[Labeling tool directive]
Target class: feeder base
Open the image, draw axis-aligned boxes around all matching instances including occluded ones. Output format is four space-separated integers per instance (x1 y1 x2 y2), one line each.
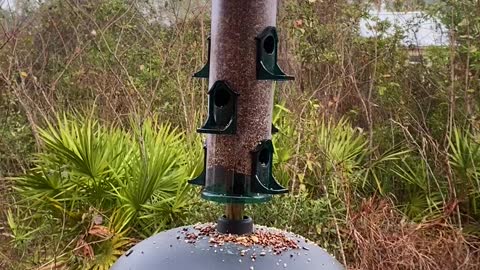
216 215 253 235
111 224 344 270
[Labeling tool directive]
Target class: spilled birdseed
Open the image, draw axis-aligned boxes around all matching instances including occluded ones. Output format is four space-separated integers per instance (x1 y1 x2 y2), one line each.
177 224 299 255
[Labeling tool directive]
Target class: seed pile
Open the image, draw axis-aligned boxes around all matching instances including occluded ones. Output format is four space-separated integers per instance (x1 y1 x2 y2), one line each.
179 224 300 255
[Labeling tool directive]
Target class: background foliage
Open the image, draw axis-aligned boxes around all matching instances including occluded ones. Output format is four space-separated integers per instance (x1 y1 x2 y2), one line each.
1 0 480 269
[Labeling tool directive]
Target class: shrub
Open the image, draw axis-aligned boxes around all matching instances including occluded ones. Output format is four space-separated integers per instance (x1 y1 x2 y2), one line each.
12 114 199 269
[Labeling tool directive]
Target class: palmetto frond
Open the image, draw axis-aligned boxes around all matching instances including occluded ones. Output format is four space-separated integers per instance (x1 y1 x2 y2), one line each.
14 114 196 268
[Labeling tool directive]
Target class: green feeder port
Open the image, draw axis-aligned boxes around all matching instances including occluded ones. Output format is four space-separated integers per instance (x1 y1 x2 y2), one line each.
193 37 210 79
189 139 287 204
256 26 294 81
251 140 287 194
197 80 238 134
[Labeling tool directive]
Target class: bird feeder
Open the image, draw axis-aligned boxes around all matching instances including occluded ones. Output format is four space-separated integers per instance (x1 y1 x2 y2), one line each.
111 0 344 269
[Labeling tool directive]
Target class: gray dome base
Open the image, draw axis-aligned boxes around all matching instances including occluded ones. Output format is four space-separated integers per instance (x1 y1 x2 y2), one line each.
111 224 344 270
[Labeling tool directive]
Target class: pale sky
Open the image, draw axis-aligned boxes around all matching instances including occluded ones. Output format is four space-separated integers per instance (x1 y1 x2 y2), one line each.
0 0 15 10
359 10 449 47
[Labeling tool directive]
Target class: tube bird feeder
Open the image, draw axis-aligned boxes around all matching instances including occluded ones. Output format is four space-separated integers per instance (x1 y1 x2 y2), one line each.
190 0 293 229
111 1 344 269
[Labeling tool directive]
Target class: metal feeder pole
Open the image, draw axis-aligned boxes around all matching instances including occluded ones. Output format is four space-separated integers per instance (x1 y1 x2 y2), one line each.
225 203 244 221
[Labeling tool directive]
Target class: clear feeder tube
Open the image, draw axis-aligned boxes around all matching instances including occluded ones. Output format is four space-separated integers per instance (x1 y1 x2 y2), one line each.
202 0 278 204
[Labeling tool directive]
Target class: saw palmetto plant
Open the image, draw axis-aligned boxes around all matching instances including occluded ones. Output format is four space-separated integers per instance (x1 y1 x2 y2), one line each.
13 114 198 269
449 128 480 219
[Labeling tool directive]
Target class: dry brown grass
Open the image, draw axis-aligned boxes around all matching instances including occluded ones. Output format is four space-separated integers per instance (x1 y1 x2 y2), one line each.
346 198 480 270
0 177 14 269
